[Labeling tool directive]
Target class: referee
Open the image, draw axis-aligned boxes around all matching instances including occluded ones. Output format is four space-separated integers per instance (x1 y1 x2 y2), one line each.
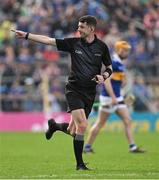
12 15 112 170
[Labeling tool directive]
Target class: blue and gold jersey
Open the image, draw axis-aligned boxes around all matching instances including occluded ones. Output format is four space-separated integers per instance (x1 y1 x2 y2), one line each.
101 53 126 97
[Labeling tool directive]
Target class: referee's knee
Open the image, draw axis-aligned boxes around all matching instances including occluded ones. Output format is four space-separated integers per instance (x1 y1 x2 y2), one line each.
77 121 88 134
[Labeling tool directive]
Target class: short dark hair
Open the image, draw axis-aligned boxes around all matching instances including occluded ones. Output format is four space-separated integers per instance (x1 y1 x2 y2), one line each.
79 15 97 27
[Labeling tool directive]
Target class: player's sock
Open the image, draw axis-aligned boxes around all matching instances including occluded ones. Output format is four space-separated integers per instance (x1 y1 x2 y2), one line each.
83 144 94 153
84 144 91 149
129 144 137 151
83 144 91 151
73 134 85 166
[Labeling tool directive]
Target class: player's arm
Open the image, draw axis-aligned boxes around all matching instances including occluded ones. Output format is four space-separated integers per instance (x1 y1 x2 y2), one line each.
104 78 118 105
11 29 56 46
121 75 127 87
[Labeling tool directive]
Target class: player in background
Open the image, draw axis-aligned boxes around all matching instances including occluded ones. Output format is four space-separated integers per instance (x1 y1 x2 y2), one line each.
84 41 145 153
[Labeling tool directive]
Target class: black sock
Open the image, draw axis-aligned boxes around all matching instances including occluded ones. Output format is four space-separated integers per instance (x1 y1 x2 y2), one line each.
55 123 69 134
73 134 84 166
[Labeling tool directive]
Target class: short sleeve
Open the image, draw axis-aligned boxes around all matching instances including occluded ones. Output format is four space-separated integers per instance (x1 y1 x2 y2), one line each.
112 61 119 71
56 38 75 52
102 44 112 66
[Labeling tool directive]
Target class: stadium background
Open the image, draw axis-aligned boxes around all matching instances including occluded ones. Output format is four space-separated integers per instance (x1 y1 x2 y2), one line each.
0 0 159 179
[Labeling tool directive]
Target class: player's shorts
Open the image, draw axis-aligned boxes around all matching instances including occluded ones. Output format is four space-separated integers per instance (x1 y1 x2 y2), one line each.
99 95 127 113
65 83 96 119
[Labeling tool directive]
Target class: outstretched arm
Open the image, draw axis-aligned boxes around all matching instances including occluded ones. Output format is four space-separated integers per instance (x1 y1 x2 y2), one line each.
11 29 56 46
104 77 118 105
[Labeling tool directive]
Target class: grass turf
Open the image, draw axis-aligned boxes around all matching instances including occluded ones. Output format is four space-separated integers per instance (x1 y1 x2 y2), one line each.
0 131 158 179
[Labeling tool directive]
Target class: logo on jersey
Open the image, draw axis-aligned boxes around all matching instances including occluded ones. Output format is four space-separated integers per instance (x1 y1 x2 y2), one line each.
94 53 102 57
75 50 82 54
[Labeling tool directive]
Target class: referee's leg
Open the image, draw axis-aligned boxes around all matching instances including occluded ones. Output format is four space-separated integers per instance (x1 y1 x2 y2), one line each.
71 109 90 170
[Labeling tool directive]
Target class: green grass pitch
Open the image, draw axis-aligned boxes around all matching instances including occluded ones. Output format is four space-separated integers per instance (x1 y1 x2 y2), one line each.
0 131 158 179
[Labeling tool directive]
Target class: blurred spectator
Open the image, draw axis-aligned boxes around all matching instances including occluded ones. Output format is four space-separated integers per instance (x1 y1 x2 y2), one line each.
17 62 34 86
103 21 122 52
48 94 62 113
42 46 59 61
112 0 131 31
0 61 15 94
143 5 159 30
0 61 16 111
9 81 25 111
50 79 64 98
125 22 141 54
133 41 151 62
145 29 159 58
132 76 153 112
17 47 34 63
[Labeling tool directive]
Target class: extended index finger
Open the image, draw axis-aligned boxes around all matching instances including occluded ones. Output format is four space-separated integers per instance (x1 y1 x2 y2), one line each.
11 29 16 32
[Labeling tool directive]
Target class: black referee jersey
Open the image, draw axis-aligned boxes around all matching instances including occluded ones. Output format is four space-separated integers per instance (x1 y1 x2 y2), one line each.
56 35 112 88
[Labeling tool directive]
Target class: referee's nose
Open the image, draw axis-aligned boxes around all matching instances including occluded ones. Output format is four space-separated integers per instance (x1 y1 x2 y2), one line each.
77 27 81 32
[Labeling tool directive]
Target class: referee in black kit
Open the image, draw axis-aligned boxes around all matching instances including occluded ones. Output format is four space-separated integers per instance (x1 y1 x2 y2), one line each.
11 15 112 170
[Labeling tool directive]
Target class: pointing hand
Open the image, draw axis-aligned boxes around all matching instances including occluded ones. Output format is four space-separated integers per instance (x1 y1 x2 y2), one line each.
11 29 27 39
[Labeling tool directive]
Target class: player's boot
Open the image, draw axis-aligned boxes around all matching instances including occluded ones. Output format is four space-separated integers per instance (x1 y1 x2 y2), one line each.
130 147 145 153
83 145 94 153
76 163 90 170
45 119 57 140
83 148 94 153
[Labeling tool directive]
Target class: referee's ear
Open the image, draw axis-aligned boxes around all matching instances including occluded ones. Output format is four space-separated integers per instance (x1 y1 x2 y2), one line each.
90 26 95 32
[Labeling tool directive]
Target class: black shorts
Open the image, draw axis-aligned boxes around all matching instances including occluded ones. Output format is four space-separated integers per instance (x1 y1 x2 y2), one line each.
65 83 96 119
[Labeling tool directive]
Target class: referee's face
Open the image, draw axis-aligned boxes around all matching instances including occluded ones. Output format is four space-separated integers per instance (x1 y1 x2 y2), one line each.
77 22 92 39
